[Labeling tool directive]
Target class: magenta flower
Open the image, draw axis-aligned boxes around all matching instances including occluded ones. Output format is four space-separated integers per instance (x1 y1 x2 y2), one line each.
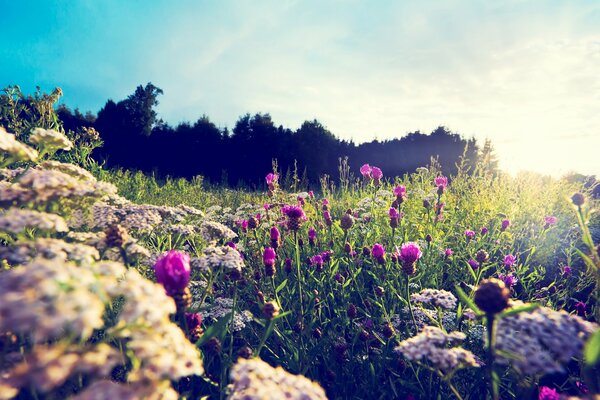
308 227 317 240
360 164 372 178
538 386 559 400
321 250 333 262
544 216 558 229
389 208 400 219
323 210 332 226
297 196 305 205
371 166 383 181
270 226 280 241
226 241 236 249
498 273 518 288
393 185 407 198
154 250 191 295
563 265 572 276
464 230 476 240
308 191 314 199
263 247 277 267
282 205 306 231
575 301 586 317
185 312 203 330
263 203 270 211
480 227 489 235
398 242 422 265
434 175 448 191
444 248 453 258
503 254 517 268
501 218 511 232
468 259 479 270
371 243 385 262
311 254 324 269
266 173 278 185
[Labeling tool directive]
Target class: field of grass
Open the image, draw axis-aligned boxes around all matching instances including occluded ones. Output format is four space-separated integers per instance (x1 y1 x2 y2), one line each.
1 122 599 400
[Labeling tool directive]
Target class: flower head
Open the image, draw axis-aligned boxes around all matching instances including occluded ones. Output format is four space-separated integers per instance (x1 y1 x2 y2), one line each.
270 226 280 241
468 259 479 270
308 227 317 241
371 243 386 259
501 219 511 231
399 242 422 265
154 250 191 295
544 216 557 228
538 387 559 400
360 164 372 178
444 248 453 258
371 166 383 181
265 173 278 185
434 176 448 193
464 230 476 240
498 273 518 288
480 226 489 235
393 185 407 198
263 247 276 267
503 254 517 268
563 265 572 276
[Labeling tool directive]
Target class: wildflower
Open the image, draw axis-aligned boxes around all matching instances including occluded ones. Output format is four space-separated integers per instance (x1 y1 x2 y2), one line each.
282 205 306 231
475 249 489 264
0 208 68 234
248 216 258 229
270 226 280 249
575 301 586 317
322 198 329 210
320 250 332 262
297 195 305 205
464 230 476 240
480 226 489 235
501 218 511 232
284 258 293 274
393 185 407 202
434 175 448 195
394 326 479 371
340 212 354 231
195 245 245 278
372 166 383 184
423 198 431 210
498 273 518 288
571 192 585 207
563 265 572 276
398 242 422 275
372 243 386 264
347 303 358 319
360 163 372 178
185 312 203 342
411 289 457 309
543 216 558 228
389 207 401 228
228 358 327 400
154 250 191 296
503 254 517 268
0 126 38 162
265 173 278 190
323 210 332 226
308 190 314 199
474 278 510 315
29 127 73 152
538 387 559 400
444 248 453 259
576 381 589 395
311 254 324 272
263 247 277 277
468 259 479 270
200 220 237 243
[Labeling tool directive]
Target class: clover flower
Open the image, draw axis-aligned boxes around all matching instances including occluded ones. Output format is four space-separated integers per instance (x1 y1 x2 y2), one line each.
538 386 559 400
263 247 277 276
468 259 479 270
154 250 191 296
501 218 511 231
464 230 476 240
393 185 407 201
394 326 479 372
282 205 306 231
434 175 448 195
503 254 517 268
497 273 518 288
228 358 327 400
398 242 422 275
372 166 383 184
360 164 372 178
372 243 386 264
543 216 558 229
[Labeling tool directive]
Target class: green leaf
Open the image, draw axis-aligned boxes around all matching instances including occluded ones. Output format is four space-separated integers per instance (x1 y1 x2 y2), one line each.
498 303 539 318
276 279 288 293
575 249 598 272
466 262 477 281
454 285 482 315
584 329 600 366
196 312 231 346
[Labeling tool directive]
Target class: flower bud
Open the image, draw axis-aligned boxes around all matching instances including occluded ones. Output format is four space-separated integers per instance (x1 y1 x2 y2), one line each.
474 278 510 315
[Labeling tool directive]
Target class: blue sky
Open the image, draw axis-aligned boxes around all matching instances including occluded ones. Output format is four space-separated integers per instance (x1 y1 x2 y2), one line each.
2 0 599 176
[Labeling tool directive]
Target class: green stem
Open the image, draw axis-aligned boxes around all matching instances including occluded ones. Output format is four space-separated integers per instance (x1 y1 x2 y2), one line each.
406 274 418 333
228 284 237 361
255 319 275 357
486 314 499 400
294 232 304 318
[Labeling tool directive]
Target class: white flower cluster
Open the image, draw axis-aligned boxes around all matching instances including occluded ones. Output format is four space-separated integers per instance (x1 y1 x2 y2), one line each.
197 297 253 332
39 160 96 181
393 307 457 332
411 289 457 309
201 220 237 243
92 203 163 232
228 358 328 400
394 326 480 371
193 245 245 275
0 127 38 162
0 238 100 265
495 301 598 376
29 127 73 151
0 208 68 234
71 380 179 400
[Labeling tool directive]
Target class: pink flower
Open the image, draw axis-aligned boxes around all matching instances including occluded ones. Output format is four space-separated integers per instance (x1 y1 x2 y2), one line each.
185 312 202 330
444 248 453 258
464 230 476 240
434 175 448 190
265 173 278 185
575 301 586 316
389 208 400 219
398 242 422 265
538 386 559 400
154 250 191 295
372 243 386 260
371 166 383 180
503 254 517 268
563 265 572 276
501 218 511 231
263 247 277 267
270 226 280 241
393 185 407 197
308 191 314 199
263 203 270 211
480 227 489 235
282 205 306 219
498 273 518 287
360 164 372 178
544 216 558 228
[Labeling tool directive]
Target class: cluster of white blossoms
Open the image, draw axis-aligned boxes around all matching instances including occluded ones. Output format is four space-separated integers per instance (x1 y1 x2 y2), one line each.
0 257 203 398
29 127 73 152
0 238 100 265
193 245 245 275
0 208 68 234
200 220 237 243
39 160 96 181
0 127 38 162
195 297 254 332
228 358 328 400
495 301 597 376
394 326 479 372
411 289 457 310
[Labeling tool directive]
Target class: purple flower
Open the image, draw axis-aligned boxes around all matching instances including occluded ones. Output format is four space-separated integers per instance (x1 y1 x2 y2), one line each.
308 191 314 199
263 203 270 211
434 175 448 191
464 230 476 240
321 250 332 262
154 250 191 295
297 196 305 205
393 185 407 198
563 265 572 276
185 312 202 330
389 207 400 219
311 254 324 268
444 248 453 258
226 241 236 249
372 166 383 181
501 219 511 232
503 254 517 268
282 205 306 219
538 386 559 400
576 381 589 395
360 164 372 178
308 227 317 246
480 227 489 235
270 226 280 241
263 247 277 267
468 259 479 270
372 243 386 260
498 273 518 288
266 173 278 185
398 242 422 265
544 215 558 228
575 301 586 316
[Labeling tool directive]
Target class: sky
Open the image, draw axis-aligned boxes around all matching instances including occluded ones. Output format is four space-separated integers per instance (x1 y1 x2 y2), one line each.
1 0 599 176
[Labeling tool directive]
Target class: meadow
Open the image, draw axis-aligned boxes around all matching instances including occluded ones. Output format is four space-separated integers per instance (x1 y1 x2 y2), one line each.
0 100 599 400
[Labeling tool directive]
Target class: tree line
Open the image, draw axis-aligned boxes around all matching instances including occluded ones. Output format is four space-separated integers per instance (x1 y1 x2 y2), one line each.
23 83 484 187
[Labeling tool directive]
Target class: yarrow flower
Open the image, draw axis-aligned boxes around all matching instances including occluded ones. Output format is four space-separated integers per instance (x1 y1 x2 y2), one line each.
29 127 73 153
503 254 517 268
398 242 422 275
411 289 457 309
